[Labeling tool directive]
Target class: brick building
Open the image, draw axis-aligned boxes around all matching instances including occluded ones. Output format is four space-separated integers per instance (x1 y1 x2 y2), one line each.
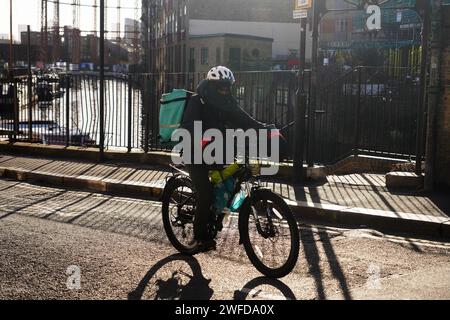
188 33 273 72
0 43 39 66
141 0 307 73
320 0 422 67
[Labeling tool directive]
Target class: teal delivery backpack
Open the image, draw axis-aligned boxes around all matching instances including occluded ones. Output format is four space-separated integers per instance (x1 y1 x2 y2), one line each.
159 89 192 144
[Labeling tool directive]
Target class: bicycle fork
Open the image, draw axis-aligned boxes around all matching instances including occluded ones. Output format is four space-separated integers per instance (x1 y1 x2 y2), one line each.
238 181 275 245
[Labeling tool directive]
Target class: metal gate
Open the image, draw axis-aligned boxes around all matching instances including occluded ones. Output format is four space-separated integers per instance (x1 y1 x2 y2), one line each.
307 66 421 165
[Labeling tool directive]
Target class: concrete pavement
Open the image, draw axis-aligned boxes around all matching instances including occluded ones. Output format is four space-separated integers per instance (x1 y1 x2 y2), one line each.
0 153 449 240
0 179 449 300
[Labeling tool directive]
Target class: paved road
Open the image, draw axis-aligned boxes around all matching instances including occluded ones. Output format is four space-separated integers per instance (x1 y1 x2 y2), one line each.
0 179 449 300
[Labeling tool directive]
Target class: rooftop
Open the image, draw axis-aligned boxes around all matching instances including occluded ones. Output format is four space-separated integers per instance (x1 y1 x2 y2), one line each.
189 33 274 42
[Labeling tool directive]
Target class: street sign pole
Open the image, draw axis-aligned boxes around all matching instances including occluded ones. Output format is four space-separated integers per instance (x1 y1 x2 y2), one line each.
293 0 311 181
307 0 321 167
311 0 320 76
294 17 308 183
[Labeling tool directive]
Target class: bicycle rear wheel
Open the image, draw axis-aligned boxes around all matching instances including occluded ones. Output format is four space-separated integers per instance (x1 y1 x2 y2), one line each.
239 189 300 278
162 176 198 254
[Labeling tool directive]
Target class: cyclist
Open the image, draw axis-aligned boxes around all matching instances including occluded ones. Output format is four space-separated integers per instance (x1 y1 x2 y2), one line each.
181 66 275 252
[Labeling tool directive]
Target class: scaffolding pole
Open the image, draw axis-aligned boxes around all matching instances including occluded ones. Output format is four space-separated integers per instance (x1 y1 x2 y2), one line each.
53 0 61 62
41 0 48 65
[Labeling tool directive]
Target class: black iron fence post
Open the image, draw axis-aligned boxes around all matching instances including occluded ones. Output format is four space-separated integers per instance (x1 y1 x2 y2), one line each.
27 25 33 142
65 76 70 147
13 80 18 142
27 75 32 141
354 67 363 156
99 0 105 160
143 76 150 153
127 75 132 152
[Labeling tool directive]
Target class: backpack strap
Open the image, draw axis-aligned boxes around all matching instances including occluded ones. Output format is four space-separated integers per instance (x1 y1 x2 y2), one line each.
184 91 193 107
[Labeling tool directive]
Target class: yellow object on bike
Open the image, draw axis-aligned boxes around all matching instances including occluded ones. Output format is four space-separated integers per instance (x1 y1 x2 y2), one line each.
209 163 240 185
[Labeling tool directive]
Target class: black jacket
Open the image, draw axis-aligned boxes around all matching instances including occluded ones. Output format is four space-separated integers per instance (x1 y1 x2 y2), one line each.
180 82 269 165
182 94 267 135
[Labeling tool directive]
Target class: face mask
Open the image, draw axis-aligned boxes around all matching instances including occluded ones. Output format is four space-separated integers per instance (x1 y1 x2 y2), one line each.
199 81 235 109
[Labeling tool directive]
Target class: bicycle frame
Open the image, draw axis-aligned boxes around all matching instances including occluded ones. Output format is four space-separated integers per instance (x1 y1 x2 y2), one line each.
166 162 271 239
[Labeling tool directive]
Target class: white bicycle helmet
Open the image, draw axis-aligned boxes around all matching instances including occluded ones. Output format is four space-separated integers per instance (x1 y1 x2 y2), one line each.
207 66 236 85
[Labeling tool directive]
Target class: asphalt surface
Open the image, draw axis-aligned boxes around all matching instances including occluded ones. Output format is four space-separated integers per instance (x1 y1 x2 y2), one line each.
0 178 449 300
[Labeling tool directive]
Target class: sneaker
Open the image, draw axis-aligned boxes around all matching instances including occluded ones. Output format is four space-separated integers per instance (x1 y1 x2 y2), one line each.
189 239 217 253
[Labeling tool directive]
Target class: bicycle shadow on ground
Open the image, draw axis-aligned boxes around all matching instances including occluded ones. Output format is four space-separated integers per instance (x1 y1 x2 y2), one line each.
128 254 214 300
234 277 297 300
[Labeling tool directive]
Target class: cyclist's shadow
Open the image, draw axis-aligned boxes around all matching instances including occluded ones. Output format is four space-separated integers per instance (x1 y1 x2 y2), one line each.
128 254 214 300
234 277 297 300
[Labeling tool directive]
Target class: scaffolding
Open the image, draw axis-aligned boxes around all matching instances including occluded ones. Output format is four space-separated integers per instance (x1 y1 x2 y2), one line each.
93 0 98 36
40 0 48 65
70 0 81 64
132 0 140 65
39 0 140 66
52 0 61 62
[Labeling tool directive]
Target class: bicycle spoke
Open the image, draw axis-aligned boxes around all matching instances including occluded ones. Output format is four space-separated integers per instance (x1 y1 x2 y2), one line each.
254 245 264 260
166 183 196 247
248 201 294 270
271 207 284 220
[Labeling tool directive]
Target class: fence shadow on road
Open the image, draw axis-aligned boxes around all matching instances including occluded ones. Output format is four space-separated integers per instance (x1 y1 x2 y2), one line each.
128 254 214 300
245 181 353 300
292 184 353 300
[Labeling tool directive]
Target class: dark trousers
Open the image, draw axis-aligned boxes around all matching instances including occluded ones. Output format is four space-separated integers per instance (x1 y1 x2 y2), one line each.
186 164 214 241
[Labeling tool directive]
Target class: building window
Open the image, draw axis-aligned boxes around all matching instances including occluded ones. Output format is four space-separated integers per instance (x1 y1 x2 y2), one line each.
216 47 221 65
336 19 348 32
276 89 289 105
189 47 195 72
201 48 209 65
252 49 260 58
229 47 241 70
255 87 264 104
252 87 264 117
172 13 175 33
276 88 289 125
235 86 245 106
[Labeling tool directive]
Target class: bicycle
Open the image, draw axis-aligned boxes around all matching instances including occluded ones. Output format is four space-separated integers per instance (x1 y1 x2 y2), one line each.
161 147 300 279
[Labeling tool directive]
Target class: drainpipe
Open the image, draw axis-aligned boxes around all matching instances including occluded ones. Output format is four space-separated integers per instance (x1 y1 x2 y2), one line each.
424 0 443 191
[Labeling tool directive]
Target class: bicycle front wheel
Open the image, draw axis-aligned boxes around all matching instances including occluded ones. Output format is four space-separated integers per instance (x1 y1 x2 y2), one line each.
239 189 300 278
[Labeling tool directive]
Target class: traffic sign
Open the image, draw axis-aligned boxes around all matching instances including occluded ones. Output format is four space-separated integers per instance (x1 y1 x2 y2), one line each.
293 9 308 19
295 0 312 10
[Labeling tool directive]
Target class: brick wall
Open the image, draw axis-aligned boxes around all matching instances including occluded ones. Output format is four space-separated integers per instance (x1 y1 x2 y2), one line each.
436 7 450 186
